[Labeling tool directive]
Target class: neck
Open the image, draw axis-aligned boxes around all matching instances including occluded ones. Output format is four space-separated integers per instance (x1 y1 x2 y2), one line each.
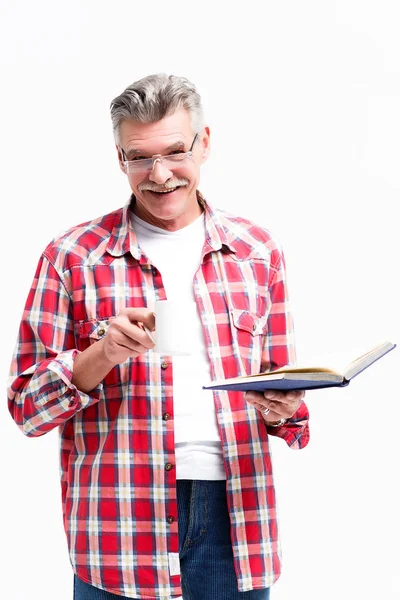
130 195 204 232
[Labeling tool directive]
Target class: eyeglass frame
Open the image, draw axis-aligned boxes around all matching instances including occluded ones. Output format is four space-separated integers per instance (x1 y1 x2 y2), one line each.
119 133 199 173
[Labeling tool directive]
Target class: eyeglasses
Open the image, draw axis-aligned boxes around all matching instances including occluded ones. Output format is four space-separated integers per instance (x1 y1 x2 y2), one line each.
120 133 198 174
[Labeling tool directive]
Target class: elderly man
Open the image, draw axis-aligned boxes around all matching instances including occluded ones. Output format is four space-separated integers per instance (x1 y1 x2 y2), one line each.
8 74 309 600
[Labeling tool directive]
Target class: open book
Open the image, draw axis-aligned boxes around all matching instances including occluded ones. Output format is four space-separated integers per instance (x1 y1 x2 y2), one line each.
203 341 396 392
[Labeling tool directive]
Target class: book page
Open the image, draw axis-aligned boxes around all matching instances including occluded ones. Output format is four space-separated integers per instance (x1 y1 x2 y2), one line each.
267 365 341 375
343 341 395 380
274 340 392 376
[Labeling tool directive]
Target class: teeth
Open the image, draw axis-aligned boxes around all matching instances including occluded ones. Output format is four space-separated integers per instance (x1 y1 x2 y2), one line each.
153 187 178 193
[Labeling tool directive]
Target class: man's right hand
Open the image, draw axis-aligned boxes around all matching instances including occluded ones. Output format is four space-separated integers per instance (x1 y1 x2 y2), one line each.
102 307 156 365
72 307 155 394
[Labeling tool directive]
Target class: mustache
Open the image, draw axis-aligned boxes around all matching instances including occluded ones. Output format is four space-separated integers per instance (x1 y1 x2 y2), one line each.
138 178 189 193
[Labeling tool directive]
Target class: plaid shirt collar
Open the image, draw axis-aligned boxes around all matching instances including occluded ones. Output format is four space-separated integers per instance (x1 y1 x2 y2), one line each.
106 190 237 260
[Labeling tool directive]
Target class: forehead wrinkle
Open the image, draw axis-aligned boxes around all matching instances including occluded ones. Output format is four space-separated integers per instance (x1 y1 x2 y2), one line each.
120 107 193 155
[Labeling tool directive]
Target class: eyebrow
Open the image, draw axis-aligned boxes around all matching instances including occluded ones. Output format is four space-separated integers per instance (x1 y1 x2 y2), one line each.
125 140 186 160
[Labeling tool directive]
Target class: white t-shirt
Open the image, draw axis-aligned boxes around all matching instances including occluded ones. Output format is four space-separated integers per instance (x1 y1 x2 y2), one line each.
131 212 226 480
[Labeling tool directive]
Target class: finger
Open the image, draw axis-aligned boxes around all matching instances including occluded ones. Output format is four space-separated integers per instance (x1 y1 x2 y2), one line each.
124 307 155 329
253 400 288 419
263 390 305 407
266 401 296 418
126 309 156 345
245 391 265 403
116 321 155 349
246 395 288 418
141 324 155 344
118 341 151 357
114 330 151 352
261 409 282 421
139 310 156 331
263 390 302 401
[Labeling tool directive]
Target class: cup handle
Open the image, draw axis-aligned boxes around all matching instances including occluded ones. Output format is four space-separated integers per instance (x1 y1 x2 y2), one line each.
143 325 156 344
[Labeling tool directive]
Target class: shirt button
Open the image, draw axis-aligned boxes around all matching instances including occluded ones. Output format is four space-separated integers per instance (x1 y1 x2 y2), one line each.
165 463 173 471
97 328 106 336
161 361 169 370
167 516 174 524
163 413 171 421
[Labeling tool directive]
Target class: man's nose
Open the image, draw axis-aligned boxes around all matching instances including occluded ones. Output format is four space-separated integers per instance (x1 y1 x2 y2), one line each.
148 158 173 184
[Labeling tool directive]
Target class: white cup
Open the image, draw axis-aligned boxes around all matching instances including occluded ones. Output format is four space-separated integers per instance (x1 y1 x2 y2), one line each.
145 300 196 356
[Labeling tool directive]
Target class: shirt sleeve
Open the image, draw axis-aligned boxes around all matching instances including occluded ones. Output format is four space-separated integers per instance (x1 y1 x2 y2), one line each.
261 248 310 449
7 253 104 437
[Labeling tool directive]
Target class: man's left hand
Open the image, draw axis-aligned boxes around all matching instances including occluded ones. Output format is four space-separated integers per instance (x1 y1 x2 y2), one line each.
245 390 305 424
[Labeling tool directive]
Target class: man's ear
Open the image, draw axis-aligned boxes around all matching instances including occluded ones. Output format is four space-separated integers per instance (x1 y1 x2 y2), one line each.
116 144 126 174
200 126 211 163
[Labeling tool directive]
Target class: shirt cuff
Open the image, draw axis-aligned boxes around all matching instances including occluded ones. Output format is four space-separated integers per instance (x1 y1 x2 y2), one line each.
267 420 310 449
34 349 103 411
266 400 310 449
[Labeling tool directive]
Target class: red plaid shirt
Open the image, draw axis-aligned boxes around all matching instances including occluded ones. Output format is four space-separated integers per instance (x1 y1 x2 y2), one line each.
8 192 309 598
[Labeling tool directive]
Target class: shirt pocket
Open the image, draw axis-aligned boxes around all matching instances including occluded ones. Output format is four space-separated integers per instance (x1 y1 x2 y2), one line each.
229 309 268 375
230 309 268 336
76 317 131 388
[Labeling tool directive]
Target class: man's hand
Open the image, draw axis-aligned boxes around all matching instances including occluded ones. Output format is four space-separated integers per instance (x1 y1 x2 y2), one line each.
72 308 155 394
102 307 155 365
245 389 305 424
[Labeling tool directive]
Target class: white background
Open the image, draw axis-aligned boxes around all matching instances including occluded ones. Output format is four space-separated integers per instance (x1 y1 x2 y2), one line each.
1 1 399 599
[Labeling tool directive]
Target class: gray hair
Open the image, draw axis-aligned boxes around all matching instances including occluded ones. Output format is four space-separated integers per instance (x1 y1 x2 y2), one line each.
110 74 204 143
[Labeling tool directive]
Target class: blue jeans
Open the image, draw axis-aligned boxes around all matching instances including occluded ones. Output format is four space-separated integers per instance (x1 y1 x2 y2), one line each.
74 480 270 600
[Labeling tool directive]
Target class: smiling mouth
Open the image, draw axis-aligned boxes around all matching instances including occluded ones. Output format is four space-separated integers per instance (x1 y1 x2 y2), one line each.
147 186 182 195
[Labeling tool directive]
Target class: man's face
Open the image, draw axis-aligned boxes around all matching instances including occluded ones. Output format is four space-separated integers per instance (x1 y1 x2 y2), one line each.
117 108 210 231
